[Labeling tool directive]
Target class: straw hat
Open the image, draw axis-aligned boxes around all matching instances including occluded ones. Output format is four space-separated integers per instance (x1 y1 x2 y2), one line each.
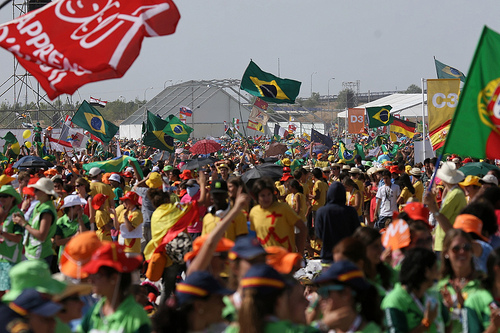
436 161 465 184
27 178 58 197
409 168 423 177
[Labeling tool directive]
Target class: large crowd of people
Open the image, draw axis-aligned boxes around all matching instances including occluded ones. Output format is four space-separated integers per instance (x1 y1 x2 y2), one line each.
1 134 500 333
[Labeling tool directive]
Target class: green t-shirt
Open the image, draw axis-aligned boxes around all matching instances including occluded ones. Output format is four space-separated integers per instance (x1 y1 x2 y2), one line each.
463 288 494 333
437 277 481 333
24 200 57 260
113 187 124 207
222 295 237 323
433 187 467 252
382 284 447 333
0 205 24 263
55 214 91 260
78 294 151 333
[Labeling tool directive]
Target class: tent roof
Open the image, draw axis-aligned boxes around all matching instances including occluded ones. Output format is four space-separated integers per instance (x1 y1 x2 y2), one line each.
337 93 427 118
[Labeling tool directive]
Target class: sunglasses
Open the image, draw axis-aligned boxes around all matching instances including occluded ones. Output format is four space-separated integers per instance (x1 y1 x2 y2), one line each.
317 284 346 298
62 294 81 302
0 194 11 199
451 243 472 254
213 252 228 260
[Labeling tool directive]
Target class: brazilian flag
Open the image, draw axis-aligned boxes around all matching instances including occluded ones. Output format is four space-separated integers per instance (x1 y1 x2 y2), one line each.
143 111 174 152
338 140 355 163
240 60 301 104
434 58 466 83
162 115 193 142
366 105 394 128
72 101 118 143
1 131 20 156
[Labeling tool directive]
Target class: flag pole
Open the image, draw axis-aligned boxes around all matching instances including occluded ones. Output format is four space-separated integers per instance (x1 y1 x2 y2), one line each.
421 78 427 162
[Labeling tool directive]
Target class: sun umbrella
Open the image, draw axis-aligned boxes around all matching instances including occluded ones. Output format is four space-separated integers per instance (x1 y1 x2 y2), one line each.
265 143 288 157
189 139 221 155
241 163 283 184
459 162 500 176
13 156 54 169
181 157 218 171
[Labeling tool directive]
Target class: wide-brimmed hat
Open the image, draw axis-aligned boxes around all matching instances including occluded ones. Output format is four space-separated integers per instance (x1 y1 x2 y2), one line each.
436 161 465 184
91 193 108 210
120 191 140 205
266 246 303 274
342 165 351 170
3 260 66 302
88 167 103 177
454 214 488 242
480 174 499 186
10 289 63 317
60 194 87 209
409 168 423 177
348 167 362 174
0 185 22 205
27 178 58 197
229 235 267 261
184 235 234 262
108 173 121 183
459 175 481 187
217 163 230 171
51 273 92 302
313 260 370 291
175 271 232 306
146 172 162 188
83 242 143 275
60 231 102 279
0 174 15 186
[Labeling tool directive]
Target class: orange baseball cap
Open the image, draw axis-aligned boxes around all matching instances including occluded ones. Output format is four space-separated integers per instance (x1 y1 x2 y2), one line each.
265 246 303 274
120 191 140 206
183 235 234 262
454 214 488 242
59 231 102 279
403 202 430 224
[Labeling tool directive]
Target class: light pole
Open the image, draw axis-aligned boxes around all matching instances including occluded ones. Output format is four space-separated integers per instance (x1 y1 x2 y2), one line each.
164 80 172 89
310 72 317 97
119 95 126 113
144 87 153 103
327 77 335 110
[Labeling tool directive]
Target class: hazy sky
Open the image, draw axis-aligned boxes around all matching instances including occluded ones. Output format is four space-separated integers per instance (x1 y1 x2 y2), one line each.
0 0 499 104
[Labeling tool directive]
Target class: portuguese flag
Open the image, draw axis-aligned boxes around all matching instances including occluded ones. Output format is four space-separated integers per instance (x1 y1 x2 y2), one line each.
444 26 500 159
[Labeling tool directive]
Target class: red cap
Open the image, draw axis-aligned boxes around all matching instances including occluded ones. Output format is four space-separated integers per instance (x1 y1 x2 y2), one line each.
119 191 140 205
83 242 142 274
389 165 402 174
184 235 234 262
22 177 40 197
280 173 293 182
91 194 108 210
122 171 133 178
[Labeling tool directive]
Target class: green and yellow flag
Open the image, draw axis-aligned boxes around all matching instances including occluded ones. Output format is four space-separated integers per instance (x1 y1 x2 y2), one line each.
444 26 500 159
162 115 193 142
72 101 118 143
338 140 355 163
366 105 393 128
240 60 301 104
143 111 174 152
434 58 466 83
1 132 19 156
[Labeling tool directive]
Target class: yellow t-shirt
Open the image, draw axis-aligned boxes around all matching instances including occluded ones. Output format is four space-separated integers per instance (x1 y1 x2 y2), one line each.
399 187 415 205
285 192 307 221
413 180 424 202
117 206 143 253
95 208 111 241
311 180 329 211
90 181 115 212
354 179 365 199
347 189 362 217
249 201 300 252
202 209 248 241
315 160 329 168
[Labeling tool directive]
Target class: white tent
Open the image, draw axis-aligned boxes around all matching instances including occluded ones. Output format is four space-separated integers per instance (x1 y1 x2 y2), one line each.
337 93 427 118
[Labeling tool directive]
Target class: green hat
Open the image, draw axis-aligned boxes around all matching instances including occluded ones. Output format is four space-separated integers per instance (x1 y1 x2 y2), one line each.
2 260 67 302
163 165 173 172
365 161 373 167
0 185 22 205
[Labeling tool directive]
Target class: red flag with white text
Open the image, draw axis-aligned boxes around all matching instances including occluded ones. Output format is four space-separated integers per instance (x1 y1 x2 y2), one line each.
0 0 180 99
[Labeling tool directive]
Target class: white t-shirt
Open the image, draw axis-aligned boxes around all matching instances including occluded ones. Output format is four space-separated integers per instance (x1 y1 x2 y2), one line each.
376 183 401 217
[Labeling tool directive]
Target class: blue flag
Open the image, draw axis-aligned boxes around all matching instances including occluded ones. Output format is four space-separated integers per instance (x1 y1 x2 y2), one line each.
311 129 333 148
